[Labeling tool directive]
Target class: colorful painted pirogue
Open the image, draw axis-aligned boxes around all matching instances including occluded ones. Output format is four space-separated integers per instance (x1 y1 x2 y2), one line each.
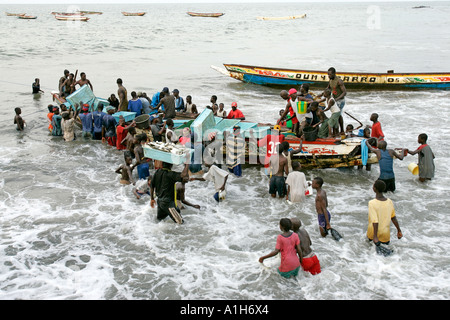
212 64 450 90
187 12 224 17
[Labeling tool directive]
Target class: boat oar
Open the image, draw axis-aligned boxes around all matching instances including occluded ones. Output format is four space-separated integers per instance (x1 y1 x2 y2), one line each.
344 111 363 129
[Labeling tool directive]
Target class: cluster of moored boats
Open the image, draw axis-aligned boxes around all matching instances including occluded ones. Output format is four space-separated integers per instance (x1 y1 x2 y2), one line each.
5 11 311 21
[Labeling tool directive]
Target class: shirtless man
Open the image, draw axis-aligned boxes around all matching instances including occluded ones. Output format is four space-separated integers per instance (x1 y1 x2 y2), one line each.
62 73 76 96
75 72 93 92
268 144 289 198
312 177 332 237
117 78 128 112
59 69 69 95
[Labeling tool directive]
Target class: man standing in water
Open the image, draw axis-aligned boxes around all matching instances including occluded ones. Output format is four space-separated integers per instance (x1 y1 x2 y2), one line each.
366 140 405 192
268 144 289 198
367 180 403 246
59 69 69 95
150 159 190 224
117 78 128 111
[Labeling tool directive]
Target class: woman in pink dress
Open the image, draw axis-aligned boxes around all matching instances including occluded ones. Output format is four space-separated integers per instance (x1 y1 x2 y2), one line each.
259 218 303 278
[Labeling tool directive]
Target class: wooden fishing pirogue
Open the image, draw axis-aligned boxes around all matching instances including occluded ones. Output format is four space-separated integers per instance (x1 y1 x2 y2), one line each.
18 15 37 19
212 64 450 90
186 12 224 17
5 12 26 16
149 109 378 170
121 12 146 16
54 15 90 21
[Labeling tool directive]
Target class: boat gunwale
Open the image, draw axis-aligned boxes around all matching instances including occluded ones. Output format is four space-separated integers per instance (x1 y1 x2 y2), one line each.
224 63 450 77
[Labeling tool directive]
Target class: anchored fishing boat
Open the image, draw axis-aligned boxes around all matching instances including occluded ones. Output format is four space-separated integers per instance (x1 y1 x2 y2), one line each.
78 11 103 15
121 12 146 16
187 12 224 17
51 12 85 16
55 15 90 21
5 12 25 16
18 15 37 19
211 64 450 90
256 14 306 20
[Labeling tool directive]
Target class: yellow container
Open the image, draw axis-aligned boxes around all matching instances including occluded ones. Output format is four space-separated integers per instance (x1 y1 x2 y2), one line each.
408 163 419 175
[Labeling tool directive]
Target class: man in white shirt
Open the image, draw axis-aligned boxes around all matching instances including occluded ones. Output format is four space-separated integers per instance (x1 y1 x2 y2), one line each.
190 164 229 202
285 161 308 203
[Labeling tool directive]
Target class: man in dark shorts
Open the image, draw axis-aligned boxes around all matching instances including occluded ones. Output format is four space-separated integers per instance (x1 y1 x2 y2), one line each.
268 144 289 198
150 160 190 224
365 139 405 192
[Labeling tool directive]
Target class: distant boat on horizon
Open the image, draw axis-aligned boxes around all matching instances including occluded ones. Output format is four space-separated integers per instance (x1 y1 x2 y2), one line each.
121 12 146 16
187 12 224 18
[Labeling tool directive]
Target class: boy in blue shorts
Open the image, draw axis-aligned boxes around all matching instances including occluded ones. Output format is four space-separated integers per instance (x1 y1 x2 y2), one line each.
312 177 332 237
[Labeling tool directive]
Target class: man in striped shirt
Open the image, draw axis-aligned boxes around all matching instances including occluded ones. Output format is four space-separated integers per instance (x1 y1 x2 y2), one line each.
225 125 245 177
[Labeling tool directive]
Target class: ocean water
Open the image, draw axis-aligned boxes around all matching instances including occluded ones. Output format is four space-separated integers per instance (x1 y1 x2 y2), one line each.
0 1 449 301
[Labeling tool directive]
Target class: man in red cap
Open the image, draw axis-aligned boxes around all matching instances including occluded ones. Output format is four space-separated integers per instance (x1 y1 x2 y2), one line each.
226 102 245 120
278 89 299 136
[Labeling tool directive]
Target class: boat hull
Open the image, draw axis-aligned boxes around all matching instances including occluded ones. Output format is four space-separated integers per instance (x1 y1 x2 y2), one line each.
122 12 146 16
55 15 90 21
220 64 450 90
187 12 224 17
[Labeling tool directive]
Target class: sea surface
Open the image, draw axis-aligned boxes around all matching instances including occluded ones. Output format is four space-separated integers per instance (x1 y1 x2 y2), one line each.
0 1 449 301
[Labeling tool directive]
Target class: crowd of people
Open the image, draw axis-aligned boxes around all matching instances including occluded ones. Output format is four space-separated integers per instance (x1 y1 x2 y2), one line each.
17 67 437 280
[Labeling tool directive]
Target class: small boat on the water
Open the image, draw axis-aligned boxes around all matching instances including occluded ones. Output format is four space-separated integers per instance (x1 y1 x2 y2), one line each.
121 12 146 16
212 64 450 90
17 15 37 19
55 15 90 21
78 11 103 15
256 14 306 20
187 12 224 17
51 12 85 16
18 15 37 19
5 12 25 16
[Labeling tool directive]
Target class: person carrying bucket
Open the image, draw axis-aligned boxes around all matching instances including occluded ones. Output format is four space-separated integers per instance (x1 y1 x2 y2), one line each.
407 133 435 182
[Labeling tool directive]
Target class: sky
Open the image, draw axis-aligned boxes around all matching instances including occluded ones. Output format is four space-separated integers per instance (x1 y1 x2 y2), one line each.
0 0 444 4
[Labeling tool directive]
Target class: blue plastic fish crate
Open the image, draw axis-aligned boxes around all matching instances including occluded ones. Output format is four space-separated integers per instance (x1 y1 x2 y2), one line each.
191 109 216 142
143 146 193 165
112 111 136 123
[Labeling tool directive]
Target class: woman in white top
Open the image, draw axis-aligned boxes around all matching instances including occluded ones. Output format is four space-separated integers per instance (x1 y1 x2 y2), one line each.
165 119 179 143
216 103 227 117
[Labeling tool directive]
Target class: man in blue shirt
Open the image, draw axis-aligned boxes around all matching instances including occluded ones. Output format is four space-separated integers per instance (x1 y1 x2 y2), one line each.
79 103 93 139
173 89 185 112
128 91 143 115
102 107 118 146
92 104 106 140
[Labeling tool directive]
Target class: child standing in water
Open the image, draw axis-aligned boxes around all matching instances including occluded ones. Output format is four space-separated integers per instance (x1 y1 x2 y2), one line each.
14 107 25 131
407 133 435 182
259 218 303 279
312 177 332 237
116 153 135 185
